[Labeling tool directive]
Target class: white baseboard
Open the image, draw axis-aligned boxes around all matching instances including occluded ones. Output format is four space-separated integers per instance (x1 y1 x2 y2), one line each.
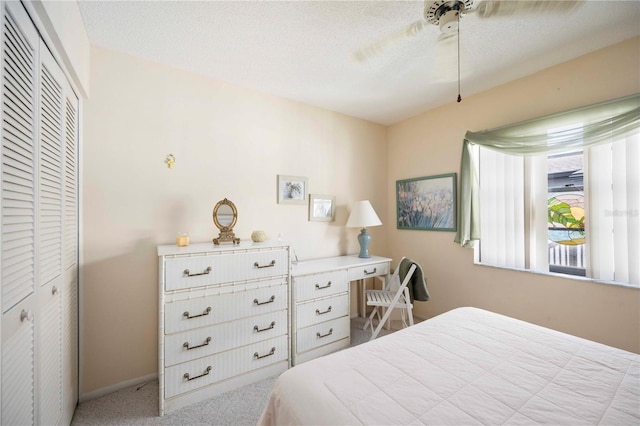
79 372 158 403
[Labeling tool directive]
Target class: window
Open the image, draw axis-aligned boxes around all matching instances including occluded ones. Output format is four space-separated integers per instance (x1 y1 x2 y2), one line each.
456 94 640 287
547 150 585 276
476 131 638 286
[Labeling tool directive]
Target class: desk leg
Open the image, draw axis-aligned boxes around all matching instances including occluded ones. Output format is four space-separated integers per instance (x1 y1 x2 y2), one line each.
359 279 365 318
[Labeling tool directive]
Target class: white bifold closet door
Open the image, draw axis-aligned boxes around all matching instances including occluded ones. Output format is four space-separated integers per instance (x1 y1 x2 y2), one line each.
37 39 66 426
62 58 79 424
1 1 79 424
1 2 39 424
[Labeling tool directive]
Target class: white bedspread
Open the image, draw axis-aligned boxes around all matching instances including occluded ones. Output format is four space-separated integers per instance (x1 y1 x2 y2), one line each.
258 307 639 425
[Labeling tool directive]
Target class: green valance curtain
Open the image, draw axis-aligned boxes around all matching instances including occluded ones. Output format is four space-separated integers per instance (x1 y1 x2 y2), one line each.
454 93 640 248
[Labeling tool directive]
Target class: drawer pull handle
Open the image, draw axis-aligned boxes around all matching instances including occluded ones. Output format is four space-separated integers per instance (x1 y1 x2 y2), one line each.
183 337 211 350
315 306 332 315
253 295 275 306
183 366 212 381
254 260 276 269
364 267 377 275
254 347 276 360
317 328 333 339
315 281 332 290
183 306 212 319
183 266 212 277
254 321 276 333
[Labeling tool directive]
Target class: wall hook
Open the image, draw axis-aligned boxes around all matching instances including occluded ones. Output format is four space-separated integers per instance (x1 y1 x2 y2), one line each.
165 154 175 169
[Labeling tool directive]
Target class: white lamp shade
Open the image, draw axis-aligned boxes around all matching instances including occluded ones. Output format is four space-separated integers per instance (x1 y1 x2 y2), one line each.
346 200 382 228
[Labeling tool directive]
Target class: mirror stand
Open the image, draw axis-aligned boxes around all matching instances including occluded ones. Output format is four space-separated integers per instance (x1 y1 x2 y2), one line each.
213 229 240 245
212 198 240 245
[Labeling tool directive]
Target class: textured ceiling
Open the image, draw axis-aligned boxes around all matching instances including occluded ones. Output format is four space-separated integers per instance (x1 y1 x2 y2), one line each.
77 1 640 125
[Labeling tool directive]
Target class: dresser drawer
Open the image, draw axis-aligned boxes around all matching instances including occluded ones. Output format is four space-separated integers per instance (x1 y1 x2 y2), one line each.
164 310 287 367
293 270 348 302
348 261 389 281
296 294 349 329
165 283 287 334
164 335 288 399
165 249 289 291
296 317 349 354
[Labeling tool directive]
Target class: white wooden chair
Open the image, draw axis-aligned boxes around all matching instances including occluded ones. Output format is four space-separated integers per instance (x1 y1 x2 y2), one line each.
362 257 417 341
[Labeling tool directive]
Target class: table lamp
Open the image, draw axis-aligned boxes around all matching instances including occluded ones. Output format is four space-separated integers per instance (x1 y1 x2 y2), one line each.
346 200 382 258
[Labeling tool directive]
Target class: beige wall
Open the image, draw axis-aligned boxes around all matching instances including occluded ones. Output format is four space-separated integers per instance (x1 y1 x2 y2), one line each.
81 46 388 395
82 37 640 398
387 37 640 353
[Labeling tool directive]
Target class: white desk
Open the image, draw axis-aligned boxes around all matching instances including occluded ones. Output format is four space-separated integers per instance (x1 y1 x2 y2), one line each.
290 255 391 364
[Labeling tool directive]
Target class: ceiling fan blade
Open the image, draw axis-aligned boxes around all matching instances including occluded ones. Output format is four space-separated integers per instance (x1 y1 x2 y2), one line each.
437 31 457 44
474 0 584 18
431 33 474 84
353 20 427 62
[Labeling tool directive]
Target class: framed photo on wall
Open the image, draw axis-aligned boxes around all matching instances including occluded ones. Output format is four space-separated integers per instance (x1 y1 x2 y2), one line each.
309 194 335 222
277 175 308 204
396 173 457 231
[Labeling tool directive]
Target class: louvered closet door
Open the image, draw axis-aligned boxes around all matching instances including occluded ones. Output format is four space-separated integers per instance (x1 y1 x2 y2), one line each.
62 75 79 424
37 41 66 426
1 1 39 424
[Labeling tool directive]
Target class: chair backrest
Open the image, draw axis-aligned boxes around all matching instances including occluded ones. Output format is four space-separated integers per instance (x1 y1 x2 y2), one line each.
385 259 417 307
383 256 405 291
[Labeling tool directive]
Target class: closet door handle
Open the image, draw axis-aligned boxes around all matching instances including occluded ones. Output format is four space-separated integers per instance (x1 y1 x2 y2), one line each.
253 321 276 333
183 366 212 381
183 337 211 350
183 267 212 277
317 328 333 339
254 347 276 359
183 307 212 319
315 306 332 315
20 309 34 323
364 268 377 275
254 260 276 269
315 281 332 290
253 295 275 306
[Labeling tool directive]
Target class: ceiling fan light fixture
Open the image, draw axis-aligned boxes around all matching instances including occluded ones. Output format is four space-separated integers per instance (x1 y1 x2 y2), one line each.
424 0 473 26
439 10 460 33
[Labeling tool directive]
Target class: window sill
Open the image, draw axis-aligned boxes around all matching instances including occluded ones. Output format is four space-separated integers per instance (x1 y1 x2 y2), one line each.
474 261 640 290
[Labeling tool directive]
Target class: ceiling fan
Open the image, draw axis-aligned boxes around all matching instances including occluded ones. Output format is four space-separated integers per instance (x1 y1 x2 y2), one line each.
354 0 584 101
354 0 584 62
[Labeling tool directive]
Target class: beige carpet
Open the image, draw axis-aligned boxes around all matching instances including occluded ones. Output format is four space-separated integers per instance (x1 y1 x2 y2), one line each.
71 318 400 425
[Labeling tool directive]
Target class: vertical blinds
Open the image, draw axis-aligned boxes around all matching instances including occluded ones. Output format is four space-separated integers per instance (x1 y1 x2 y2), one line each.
477 130 639 286
478 146 525 269
588 133 640 285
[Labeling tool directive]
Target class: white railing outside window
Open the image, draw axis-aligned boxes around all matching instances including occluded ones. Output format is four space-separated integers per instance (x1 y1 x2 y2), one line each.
548 243 585 269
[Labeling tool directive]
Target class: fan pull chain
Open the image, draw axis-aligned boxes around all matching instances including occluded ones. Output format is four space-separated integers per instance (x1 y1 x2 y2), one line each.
457 10 462 103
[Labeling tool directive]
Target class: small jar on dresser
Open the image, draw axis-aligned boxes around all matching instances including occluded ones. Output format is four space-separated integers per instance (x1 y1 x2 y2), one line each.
157 241 290 416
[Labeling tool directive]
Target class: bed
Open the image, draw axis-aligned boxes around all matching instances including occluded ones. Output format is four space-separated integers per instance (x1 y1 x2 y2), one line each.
258 307 639 425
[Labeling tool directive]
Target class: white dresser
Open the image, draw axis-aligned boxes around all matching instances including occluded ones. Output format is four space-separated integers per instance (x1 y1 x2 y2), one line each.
157 241 290 415
291 255 391 365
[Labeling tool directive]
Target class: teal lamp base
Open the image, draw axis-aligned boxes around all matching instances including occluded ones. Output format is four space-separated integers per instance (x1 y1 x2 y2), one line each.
357 228 372 258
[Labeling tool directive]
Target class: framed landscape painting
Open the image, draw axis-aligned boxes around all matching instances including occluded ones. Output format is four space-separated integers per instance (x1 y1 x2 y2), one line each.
396 173 457 231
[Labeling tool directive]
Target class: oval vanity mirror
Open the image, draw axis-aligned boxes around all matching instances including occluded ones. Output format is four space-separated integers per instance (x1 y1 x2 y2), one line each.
212 198 240 245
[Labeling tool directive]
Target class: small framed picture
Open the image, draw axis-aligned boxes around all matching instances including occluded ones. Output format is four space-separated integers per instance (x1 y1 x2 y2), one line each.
396 173 457 231
309 194 335 222
277 175 308 205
